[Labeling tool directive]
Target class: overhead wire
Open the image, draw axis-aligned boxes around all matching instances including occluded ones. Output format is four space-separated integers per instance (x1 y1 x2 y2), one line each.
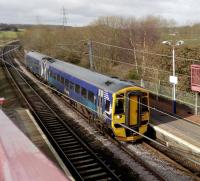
1 47 200 164
92 40 200 63
55 44 192 78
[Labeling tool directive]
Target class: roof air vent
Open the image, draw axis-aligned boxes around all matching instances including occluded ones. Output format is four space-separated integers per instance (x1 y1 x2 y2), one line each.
105 81 113 86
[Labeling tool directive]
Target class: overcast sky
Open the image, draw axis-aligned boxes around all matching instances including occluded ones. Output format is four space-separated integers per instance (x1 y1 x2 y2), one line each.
0 0 199 26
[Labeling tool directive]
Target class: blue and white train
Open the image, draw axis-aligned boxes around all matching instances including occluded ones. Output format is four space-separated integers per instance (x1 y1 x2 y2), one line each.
25 51 150 141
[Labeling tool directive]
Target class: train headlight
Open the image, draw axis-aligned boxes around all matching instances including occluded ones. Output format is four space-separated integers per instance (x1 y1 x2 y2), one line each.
117 115 122 119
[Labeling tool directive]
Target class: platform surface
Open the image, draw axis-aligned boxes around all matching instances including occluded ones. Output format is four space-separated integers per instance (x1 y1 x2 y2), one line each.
0 109 69 181
151 109 200 152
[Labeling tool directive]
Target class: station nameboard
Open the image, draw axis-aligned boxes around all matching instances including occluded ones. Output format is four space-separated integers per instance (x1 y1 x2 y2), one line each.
191 64 200 92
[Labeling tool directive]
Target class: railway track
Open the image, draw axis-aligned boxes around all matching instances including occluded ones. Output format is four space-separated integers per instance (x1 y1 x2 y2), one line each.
3 41 199 181
2 42 122 181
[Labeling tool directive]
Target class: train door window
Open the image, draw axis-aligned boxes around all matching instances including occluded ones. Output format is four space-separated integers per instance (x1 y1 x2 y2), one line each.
141 97 148 112
115 94 124 114
69 81 75 91
88 91 94 103
61 76 64 84
81 87 87 99
65 79 69 88
105 100 110 112
57 74 61 82
75 84 80 94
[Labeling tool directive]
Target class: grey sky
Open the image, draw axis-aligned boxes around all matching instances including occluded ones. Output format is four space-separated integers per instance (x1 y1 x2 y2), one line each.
0 0 199 26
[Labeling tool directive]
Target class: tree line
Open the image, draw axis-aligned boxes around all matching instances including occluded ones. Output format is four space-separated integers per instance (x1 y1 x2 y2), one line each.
20 16 200 93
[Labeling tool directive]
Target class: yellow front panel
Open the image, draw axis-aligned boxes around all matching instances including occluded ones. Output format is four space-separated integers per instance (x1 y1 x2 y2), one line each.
111 87 150 141
129 95 138 126
112 114 126 137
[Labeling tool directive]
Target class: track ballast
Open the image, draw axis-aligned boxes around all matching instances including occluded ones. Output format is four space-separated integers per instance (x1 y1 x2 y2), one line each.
2 42 122 181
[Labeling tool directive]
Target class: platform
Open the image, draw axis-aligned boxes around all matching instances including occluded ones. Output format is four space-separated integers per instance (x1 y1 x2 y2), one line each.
0 109 70 181
150 109 200 155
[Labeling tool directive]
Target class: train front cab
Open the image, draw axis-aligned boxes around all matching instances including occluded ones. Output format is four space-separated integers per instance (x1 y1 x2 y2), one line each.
112 87 149 141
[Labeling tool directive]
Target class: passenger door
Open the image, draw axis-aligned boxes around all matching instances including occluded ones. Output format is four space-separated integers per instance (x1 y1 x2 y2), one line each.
129 95 138 126
97 89 104 116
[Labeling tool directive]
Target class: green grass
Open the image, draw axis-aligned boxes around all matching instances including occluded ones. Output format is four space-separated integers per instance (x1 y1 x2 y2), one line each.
0 31 19 40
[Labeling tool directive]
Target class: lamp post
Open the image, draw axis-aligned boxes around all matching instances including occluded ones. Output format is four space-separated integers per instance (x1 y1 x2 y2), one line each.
162 40 184 114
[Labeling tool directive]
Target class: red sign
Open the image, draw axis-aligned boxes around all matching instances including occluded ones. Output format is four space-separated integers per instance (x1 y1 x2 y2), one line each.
0 98 5 105
191 64 200 92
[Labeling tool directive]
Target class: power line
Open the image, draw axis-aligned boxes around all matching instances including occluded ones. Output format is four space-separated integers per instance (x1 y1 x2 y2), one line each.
2 53 199 161
92 54 191 78
55 44 191 78
92 40 200 63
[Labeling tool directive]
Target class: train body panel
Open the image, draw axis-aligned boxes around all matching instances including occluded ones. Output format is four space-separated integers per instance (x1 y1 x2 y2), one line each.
48 65 97 112
25 51 150 142
26 51 55 80
25 52 43 76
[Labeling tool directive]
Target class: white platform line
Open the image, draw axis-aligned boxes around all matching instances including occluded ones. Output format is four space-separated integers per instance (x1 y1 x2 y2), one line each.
149 123 200 154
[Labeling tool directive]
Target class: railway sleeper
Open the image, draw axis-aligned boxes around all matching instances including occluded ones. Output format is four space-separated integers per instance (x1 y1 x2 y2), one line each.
69 155 92 162
83 172 109 181
54 135 73 140
43 119 63 123
59 141 79 147
38 113 56 117
57 137 76 143
79 167 105 176
63 148 84 154
66 151 88 157
50 129 68 134
61 144 81 150
55 136 75 144
42 117 60 121
46 128 68 133
51 132 71 137
73 158 95 165
45 124 64 129
76 163 99 170
45 125 65 129
37 116 59 121
45 123 64 127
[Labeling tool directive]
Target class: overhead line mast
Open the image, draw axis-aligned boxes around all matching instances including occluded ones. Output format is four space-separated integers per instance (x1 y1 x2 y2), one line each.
62 7 68 29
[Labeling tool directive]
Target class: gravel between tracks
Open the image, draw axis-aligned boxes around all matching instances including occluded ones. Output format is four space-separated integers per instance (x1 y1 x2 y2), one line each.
16 58 198 181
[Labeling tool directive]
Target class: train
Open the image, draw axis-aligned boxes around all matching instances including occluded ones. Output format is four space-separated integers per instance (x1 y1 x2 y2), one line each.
25 51 150 141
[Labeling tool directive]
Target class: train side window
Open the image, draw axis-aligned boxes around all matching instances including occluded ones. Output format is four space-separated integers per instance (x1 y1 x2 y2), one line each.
81 87 87 99
105 100 110 112
53 73 57 80
69 81 75 91
65 79 69 88
57 74 61 82
61 76 64 84
88 91 94 103
75 84 80 94
115 94 124 114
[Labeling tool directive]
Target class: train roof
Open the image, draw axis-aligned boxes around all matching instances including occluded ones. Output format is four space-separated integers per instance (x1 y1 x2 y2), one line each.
50 60 135 93
26 51 55 63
